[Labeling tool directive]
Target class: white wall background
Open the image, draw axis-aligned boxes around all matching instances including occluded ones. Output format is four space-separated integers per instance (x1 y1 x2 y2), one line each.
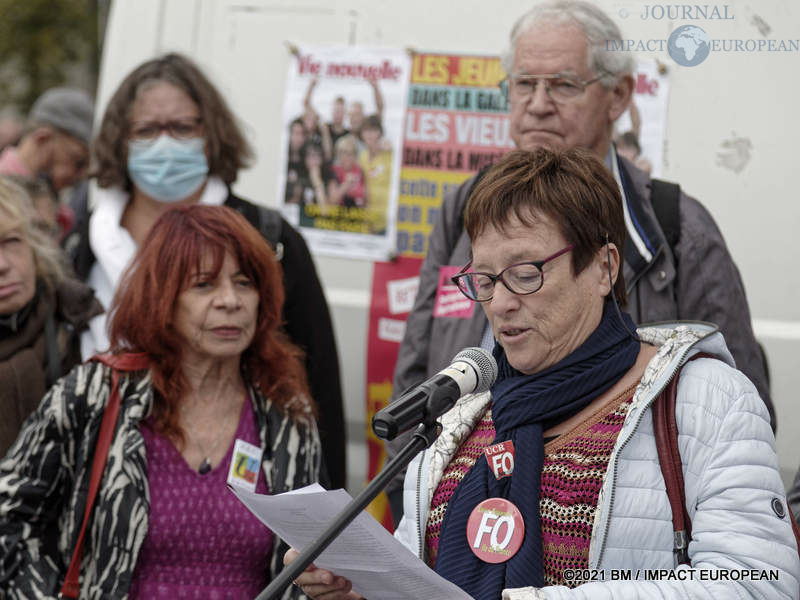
100 0 800 493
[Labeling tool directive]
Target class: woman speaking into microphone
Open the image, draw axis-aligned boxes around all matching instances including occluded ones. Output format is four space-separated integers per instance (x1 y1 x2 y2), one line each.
286 148 799 599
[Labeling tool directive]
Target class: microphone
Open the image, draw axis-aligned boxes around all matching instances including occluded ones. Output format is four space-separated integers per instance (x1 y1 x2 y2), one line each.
373 347 497 441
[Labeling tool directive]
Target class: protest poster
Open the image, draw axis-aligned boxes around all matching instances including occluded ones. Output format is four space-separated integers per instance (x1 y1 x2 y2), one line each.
364 256 423 530
278 45 411 261
613 58 671 178
396 52 514 258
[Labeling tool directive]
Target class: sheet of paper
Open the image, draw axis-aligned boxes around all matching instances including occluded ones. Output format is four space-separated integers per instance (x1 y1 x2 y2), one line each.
230 484 472 599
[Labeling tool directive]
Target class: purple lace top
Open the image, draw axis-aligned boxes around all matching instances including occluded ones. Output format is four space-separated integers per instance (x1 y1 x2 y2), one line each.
129 396 274 599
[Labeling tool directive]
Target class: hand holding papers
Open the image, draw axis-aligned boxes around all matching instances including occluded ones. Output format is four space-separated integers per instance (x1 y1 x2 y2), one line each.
230 484 472 599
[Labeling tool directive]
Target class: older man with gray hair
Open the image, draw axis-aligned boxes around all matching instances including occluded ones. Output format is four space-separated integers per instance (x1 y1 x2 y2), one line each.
386 0 772 521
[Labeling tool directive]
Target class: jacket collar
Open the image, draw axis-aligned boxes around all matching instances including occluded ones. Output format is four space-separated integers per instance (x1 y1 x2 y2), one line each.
88 176 230 296
604 148 668 293
65 178 233 281
0 289 36 333
424 323 729 517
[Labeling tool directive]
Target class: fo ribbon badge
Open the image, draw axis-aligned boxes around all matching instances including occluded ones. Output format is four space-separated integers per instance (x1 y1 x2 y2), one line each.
466 498 525 563
484 440 515 480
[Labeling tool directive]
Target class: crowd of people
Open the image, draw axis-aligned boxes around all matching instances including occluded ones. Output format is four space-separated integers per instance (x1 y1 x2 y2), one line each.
0 1 799 599
284 77 392 235
385 0 775 517
293 146 800 600
0 52 343 600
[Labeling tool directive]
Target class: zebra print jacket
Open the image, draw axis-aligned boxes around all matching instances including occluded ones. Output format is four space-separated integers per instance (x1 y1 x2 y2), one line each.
0 361 321 599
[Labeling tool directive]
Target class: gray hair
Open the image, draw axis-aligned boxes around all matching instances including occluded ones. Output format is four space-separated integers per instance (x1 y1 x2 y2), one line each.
501 1 634 86
0 176 67 288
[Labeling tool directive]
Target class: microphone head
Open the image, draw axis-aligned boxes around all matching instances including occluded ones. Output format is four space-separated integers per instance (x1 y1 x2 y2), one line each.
451 347 497 394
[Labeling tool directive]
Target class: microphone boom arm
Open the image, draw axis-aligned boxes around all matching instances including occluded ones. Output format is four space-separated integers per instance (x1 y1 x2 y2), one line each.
255 421 441 600
258 347 497 598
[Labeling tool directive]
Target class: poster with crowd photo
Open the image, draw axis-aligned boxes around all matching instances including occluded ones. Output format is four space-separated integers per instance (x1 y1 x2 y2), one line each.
278 45 411 261
396 52 514 258
613 58 671 178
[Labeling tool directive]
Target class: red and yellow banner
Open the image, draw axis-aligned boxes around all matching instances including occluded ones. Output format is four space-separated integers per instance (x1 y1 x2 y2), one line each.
396 53 512 258
366 53 511 530
365 256 423 529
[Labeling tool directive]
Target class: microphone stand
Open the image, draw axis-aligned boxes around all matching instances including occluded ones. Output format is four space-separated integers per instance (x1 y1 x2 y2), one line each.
255 420 441 600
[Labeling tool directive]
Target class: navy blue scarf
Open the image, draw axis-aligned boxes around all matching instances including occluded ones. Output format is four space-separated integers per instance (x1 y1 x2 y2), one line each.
434 302 639 599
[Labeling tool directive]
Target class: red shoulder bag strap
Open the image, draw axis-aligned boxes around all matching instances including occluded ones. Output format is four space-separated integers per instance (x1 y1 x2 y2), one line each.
791 508 800 560
59 353 149 599
653 352 712 567
653 352 800 565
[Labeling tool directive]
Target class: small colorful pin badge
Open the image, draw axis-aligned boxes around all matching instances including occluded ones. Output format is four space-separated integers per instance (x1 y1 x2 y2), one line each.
466 497 525 563
226 439 263 493
484 440 515 480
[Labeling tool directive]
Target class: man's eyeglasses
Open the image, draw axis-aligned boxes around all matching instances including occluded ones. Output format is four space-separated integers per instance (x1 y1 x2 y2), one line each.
128 117 203 141
451 245 574 302
498 72 609 104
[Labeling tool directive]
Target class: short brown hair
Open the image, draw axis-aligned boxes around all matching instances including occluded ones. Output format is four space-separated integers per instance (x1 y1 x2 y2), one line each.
93 53 253 189
464 148 627 303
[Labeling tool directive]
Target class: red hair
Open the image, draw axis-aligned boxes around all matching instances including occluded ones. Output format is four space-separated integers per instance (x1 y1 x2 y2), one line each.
109 205 311 441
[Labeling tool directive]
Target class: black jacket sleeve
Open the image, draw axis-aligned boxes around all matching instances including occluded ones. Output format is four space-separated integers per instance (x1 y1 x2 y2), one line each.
277 219 346 489
224 194 345 488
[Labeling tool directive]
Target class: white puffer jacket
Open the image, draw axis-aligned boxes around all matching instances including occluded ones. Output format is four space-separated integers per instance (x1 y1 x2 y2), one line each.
394 323 800 599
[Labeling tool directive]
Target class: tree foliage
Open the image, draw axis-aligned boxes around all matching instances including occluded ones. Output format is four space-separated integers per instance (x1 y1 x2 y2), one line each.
0 0 101 113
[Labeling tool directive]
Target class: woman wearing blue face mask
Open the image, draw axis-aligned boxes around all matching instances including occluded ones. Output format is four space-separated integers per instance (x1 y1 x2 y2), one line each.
61 53 347 491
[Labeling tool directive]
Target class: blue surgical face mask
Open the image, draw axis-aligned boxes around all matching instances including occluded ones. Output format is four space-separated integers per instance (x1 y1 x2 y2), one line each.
127 135 209 202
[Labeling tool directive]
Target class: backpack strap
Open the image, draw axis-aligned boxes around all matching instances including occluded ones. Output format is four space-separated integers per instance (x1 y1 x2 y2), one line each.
224 196 284 261
652 351 711 567
61 215 95 281
650 179 681 260
257 205 284 261
59 353 149 599
44 311 62 387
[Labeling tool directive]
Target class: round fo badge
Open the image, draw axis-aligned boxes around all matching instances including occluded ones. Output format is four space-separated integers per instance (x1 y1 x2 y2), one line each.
466 498 525 563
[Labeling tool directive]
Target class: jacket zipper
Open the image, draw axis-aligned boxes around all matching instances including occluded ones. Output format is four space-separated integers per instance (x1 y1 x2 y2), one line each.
593 344 693 568
416 449 426 559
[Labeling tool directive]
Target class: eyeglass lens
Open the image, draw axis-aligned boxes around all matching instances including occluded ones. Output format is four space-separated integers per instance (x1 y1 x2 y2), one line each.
129 118 202 140
500 75 591 103
457 263 544 301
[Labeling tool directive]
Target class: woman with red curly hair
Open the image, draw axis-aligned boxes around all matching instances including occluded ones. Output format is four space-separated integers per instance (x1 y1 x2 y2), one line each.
0 205 320 599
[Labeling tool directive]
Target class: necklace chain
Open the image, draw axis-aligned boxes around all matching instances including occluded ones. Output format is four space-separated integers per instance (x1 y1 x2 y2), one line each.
181 398 234 474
